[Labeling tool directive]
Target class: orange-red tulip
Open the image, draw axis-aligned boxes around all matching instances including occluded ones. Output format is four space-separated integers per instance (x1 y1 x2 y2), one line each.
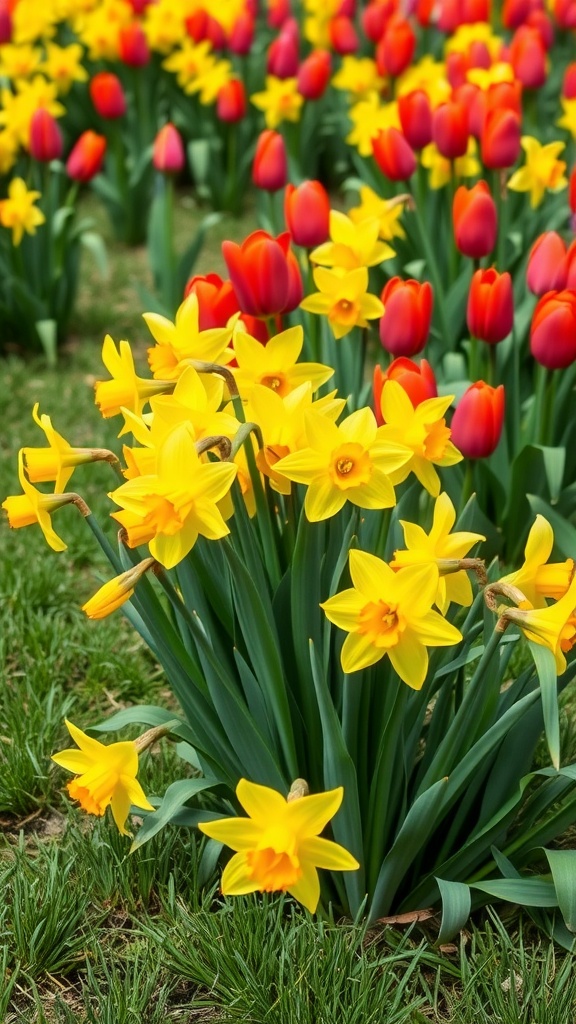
509 25 547 88
451 382 505 459
379 277 433 357
373 357 437 424
284 180 330 247
480 107 521 169
118 22 150 66
372 127 417 181
153 123 185 173
90 72 127 119
222 230 303 318
467 269 514 343
29 108 63 162
376 16 415 77
453 181 497 259
329 15 359 53
398 89 433 150
66 130 106 181
217 79 247 122
252 130 287 191
432 100 469 160
530 290 576 369
527 232 569 295
297 49 332 100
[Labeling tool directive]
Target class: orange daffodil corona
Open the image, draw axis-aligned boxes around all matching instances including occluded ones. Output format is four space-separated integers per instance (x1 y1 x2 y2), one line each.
199 779 359 913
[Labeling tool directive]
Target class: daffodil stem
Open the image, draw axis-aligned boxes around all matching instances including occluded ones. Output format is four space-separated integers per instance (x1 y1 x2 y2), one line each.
366 679 408 893
83 513 124 575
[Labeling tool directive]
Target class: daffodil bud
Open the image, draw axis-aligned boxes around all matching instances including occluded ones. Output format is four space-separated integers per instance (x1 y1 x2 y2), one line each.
82 557 156 619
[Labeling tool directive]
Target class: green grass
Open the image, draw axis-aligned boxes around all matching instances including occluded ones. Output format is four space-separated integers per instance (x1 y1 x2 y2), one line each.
1 192 576 1023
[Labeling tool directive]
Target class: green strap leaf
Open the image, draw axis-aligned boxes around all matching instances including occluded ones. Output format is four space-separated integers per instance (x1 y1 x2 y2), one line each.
528 641 560 769
471 877 558 907
435 878 471 944
544 849 576 932
130 778 218 852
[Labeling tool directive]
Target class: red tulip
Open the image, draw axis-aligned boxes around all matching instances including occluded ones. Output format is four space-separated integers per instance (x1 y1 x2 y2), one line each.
252 130 287 191
527 232 568 295
372 127 417 181
509 25 547 88
373 358 437 424
222 230 303 318
432 100 469 160
153 123 185 174
229 11 255 54
184 274 239 327
329 15 359 53
480 107 521 169
267 32 299 77
362 0 395 41
467 269 514 343
451 382 505 459
29 108 63 162
446 51 469 89
554 0 576 28
398 90 433 150
530 290 576 369
90 72 127 119
297 49 332 100
118 22 150 66
563 63 576 98
453 181 497 259
453 83 486 138
502 0 537 28
569 166 576 231
486 80 523 117
376 16 415 77
284 180 330 247
185 9 227 48
525 8 553 47
379 278 433 357
0 2 11 43
268 0 291 29
217 79 247 122
66 130 106 181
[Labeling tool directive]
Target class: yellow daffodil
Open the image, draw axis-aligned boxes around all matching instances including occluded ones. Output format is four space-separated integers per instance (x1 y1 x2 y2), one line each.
302 0 339 47
0 76 65 146
251 76 303 130
246 381 346 495
41 42 88 93
2 450 72 551
0 44 43 81
499 515 574 609
274 406 411 522
348 187 406 242
82 558 156 620
12 0 57 44
163 39 216 91
467 62 514 91
390 492 485 614
332 57 385 100
144 293 232 381
198 778 359 913
420 138 480 190
94 335 174 423
346 95 400 158
75 4 127 62
444 23 503 60
508 136 567 209
109 422 238 569
0 177 44 246
378 381 462 497
557 97 576 140
192 58 233 105
397 57 451 107
0 130 18 175
322 550 462 686
150 364 239 443
144 0 188 53
300 266 384 339
502 574 576 675
23 403 116 493
51 719 154 836
310 211 394 271
232 325 333 400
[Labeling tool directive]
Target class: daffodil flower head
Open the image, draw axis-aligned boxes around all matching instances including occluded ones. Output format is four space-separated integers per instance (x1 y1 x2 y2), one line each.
499 515 574 609
251 75 303 129
348 186 406 242
23 403 116 493
301 266 384 339
144 292 232 381
51 720 154 836
231 324 334 400
2 449 73 551
321 550 462 687
82 557 156 620
508 136 567 209
198 778 359 913
274 405 411 521
391 492 485 613
310 210 395 271
0 176 45 245
503 573 576 675
378 381 462 497
95 335 174 425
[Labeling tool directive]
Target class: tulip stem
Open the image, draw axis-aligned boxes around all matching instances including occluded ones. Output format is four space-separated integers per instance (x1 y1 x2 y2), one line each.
538 367 556 447
408 185 452 349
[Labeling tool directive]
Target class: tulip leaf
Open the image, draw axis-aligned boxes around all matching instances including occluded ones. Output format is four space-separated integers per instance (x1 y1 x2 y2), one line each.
528 641 560 770
130 777 219 851
435 878 471 944
544 849 576 932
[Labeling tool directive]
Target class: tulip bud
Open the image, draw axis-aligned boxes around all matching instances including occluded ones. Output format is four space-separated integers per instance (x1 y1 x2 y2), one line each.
502 0 533 28
379 277 433 357
267 32 299 77
329 15 359 53
153 123 185 174
480 107 521 169
530 290 576 369
217 79 247 122
453 83 485 138
467 269 514 344
362 1 392 42
446 51 469 90
29 108 63 162
451 382 505 459
0 2 11 44
509 25 547 88
554 0 576 29
433 100 469 160
66 130 106 182
252 130 287 191
89 72 127 119
284 180 330 247
184 273 240 328
525 9 553 48
268 0 291 29
376 16 415 77
527 232 568 295
372 127 417 181
398 90 433 150
453 181 497 259
486 80 523 117
297 49 332 100
229 11 254 54
185 9 227 49
373 357 437 424
118 22 150 66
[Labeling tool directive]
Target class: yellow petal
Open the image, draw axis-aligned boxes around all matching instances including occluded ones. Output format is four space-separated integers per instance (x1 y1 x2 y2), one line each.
221 851 260 896
236 778 287 824
286 860 320 913
286 787 343 838
299 835 360 871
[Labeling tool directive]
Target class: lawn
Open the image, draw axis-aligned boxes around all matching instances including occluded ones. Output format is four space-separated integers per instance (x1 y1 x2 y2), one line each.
2 195 576 1024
